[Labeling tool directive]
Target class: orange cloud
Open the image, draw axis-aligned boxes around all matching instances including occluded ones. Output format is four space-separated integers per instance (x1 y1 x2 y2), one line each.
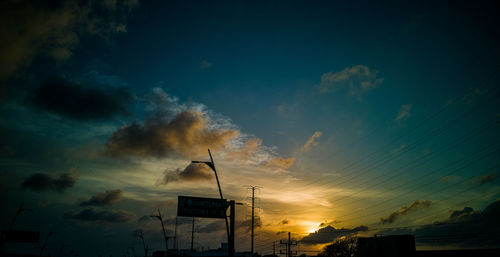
105 110 238 159
264 157 295 170
300 131 322 152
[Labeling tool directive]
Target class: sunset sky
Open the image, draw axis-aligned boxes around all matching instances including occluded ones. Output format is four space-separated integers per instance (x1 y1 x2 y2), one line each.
1 1 500 256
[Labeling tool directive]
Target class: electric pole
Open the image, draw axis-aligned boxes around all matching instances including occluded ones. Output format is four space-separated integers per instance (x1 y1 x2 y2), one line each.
279 232 297 257
251 186 255 256
191 217 195 251
174 216 178 249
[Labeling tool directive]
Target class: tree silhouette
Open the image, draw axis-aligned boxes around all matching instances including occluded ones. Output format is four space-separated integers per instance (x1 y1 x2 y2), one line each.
318 236 357 257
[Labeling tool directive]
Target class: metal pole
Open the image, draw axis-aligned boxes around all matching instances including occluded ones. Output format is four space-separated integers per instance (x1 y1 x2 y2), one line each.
229 201 235 257
191 217 194 251
251 187 255 255
207 149 230 248
174 216 178 249
288 232 291 257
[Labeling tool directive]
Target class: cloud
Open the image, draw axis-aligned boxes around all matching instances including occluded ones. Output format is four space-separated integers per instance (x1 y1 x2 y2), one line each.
379 199 500 248
299 131 322 153
200 60 213 69
198 220 226 233
317 65 383 99
278 219 289 225
158 163 213 185
395 104 412 121
65 208 136 223
300 225 368 245
21 170 77 192
0 0 138 81
105 109 239 159
238 216 262 232
319 220 341 228
226 138 262 162
479 173 497 184
264 157 295 170
32 77 132 120
440 175 457 182
379 200 432 224
79 189 123 206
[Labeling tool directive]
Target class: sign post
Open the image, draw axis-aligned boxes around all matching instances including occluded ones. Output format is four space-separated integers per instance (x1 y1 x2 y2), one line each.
177 196 235 257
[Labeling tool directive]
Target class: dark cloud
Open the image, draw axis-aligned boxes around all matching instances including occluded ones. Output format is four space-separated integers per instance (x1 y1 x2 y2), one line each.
237 216 262 232
479 173 497 184
158 164 213 185
319 220 341 228
379 199 500 248
278 219 289 225
379 200 432 224
21 170 77 192
105 110 238 158
0 0 138 82
79 189 123 206
65 208 136 223
449 207 476 221
198 220 226 233
300 225 368 245
32 77 132 120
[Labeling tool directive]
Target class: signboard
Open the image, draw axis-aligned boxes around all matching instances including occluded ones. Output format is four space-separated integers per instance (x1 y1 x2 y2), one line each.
177 196 228 219
2 230 40 243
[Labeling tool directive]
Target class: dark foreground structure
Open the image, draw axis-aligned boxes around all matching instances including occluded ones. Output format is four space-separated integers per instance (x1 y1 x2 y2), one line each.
357 235 500 257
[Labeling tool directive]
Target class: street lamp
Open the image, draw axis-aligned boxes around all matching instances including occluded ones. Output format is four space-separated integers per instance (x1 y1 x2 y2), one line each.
191 149 230 249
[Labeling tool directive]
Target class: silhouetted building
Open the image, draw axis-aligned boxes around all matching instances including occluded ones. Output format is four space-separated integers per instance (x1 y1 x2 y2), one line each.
414 248 500 257
357 234 500 257
357 235 416 257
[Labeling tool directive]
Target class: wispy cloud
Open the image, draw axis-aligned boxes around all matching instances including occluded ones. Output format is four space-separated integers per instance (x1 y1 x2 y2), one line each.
299 131 322 153
80 189 123 206
395 104 412 121
317 65 383 100
264 157 295 170
65 208 136 223
379 200 432 224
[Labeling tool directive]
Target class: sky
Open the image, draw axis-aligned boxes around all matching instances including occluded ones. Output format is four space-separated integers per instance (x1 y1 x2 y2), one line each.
1 0 500 256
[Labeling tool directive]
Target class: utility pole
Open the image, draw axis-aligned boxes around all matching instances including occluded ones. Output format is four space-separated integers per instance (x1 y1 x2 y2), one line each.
229 200 235 257
288 232 291 257
174 216 178 250
191 217 195 251
279 232 297 257
251 186 255 256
